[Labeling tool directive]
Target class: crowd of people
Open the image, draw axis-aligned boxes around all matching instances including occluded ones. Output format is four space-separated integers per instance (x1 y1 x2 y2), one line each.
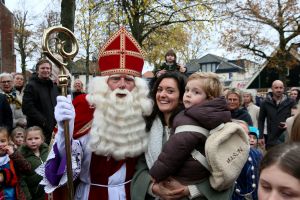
0 27 300 200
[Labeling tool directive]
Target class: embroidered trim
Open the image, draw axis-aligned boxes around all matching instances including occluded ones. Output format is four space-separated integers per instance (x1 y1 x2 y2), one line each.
90 179 131 188
98 27 145 58
76 120 93 136
101 69 141 77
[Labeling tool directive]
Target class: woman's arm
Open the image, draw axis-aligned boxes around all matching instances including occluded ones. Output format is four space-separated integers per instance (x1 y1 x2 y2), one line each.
160 177 234 200
131 155 187 200
131 155 153 200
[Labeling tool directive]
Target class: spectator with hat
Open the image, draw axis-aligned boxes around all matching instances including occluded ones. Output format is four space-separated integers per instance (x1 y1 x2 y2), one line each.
232 121 263 200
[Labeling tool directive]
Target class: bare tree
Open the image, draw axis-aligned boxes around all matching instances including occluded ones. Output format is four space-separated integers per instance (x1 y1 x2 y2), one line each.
76 0 104 87
220 0 300 83
14 10 37 79
95 0 219 46
60 0 76 55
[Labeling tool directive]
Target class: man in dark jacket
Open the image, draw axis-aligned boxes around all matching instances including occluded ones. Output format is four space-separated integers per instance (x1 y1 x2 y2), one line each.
0 93 13 131
22 59 59 144
258 80 295 149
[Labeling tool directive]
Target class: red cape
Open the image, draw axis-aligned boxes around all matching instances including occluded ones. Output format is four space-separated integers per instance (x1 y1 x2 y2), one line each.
72 94 94 139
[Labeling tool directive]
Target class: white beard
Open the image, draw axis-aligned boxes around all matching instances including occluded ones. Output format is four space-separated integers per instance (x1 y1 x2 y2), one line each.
86 76 153 160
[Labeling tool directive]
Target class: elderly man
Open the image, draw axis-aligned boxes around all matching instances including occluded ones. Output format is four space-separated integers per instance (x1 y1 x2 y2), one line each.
0 72 26 128
258 80 295 149
72 79 85 100
37 27 153 200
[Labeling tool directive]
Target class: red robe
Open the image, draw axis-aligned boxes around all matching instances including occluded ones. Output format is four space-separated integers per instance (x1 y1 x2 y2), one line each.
88 154 137 200
54 94 138 200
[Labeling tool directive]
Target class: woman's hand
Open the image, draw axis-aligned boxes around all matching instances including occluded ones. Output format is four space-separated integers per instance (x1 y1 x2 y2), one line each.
152 177 189 200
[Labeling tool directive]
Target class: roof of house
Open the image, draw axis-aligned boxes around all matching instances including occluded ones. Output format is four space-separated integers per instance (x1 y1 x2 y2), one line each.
186 53 244 73
245 45 300 88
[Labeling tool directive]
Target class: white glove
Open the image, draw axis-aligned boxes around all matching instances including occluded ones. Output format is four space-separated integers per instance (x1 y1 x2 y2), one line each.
54 95 75 155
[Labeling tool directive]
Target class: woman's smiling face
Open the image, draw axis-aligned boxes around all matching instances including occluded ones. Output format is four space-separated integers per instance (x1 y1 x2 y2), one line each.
156 78 180 116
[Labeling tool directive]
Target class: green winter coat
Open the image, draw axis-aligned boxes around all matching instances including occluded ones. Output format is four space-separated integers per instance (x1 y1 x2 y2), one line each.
19 143 49 200
131 155 233 200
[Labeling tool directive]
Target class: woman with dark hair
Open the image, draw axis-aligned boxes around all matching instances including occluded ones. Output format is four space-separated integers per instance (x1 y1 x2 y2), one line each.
131 71 233 200
258 143 300 199
145 71 186 132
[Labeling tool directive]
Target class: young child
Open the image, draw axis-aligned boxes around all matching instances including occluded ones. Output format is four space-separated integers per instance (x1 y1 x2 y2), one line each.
11 127 25 149
0 126 30 199
19 126 49 200
155 49 186 77
232 122 263 200
149 72 231 184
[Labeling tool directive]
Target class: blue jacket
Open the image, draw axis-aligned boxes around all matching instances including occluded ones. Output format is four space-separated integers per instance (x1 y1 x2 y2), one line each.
232 148 262 200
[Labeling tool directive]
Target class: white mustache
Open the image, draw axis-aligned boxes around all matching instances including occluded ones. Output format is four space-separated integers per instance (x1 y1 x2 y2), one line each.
113 88 130 95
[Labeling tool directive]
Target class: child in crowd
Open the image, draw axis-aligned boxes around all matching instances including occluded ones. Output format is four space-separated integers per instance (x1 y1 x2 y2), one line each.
0 126 31 199
11 126 25 149
19 126 49 200
149 72 231 184
232 121 263 200
155 49 186 77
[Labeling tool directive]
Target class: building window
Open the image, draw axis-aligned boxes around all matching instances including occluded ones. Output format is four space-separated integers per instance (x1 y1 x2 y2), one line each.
201 63 217 72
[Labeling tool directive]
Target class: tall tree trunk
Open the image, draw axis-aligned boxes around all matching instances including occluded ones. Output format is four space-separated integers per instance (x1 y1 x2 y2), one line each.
60 0 76 70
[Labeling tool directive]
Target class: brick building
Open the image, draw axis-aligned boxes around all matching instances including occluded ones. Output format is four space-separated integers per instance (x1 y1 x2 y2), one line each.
0 0 16 73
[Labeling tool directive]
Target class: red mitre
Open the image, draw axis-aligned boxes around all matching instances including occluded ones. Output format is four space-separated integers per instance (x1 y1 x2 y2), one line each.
98 26 145 77
72 94 94 139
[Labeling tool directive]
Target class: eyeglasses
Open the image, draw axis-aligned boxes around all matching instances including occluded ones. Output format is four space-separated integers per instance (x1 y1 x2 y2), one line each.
1 80 12 84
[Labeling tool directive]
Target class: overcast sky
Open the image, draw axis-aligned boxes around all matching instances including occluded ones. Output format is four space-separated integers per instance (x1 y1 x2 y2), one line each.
4 0 232 73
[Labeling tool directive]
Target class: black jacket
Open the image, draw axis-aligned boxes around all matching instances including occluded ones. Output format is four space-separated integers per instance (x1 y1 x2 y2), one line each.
22 74 59 143
258 92 295 145
0 93 13 131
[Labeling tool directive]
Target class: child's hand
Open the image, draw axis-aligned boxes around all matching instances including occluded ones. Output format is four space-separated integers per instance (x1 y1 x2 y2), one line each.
156 69 166 77
179 64 186 73
2 145 14 156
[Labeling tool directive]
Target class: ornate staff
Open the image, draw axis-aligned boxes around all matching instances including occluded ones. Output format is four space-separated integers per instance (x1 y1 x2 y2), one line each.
42 25 79 200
